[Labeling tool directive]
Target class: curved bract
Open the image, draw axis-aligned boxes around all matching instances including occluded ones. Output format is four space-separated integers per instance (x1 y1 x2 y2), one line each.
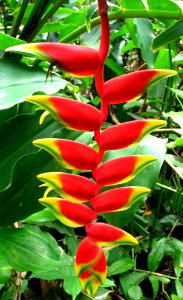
37 172 97 203
102 69 176 104
6 43 101 77
26 95 102 131
33 138 98 171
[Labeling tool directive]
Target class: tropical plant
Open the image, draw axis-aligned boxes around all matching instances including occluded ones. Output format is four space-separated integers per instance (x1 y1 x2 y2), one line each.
0 0 182 299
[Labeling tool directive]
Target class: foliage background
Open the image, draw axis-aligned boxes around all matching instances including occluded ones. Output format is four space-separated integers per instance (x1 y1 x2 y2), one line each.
0 0 183 299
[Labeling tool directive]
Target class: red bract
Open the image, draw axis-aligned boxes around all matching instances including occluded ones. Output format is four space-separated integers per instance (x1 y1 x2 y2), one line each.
6 43 101 77
91 186 150 213
79 250 107 297
93 155 157 186
75 237 102 276
100 119 167 151
86 223 138 246
37 172 97 203
102 69 176 104
39 197 97 227
26 95 102 131
33 138 98 170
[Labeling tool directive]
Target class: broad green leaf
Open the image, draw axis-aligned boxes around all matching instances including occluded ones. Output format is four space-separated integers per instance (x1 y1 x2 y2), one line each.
148 238 166 272
32 252 81 299
147 0 182 13
0 58 67 109
128 284 143 300
0 32 25 50
149 275 159 300
64 236 79 256
134 18 157 68
0 225 61 272
108 258 134 276
104 135 167 228
163 111 183 129
0 150 63 226
175 280 183 299
151 19 183 51
107 247 131 266
119 0 146 10
22 208 56 223
0 111 59 191
120 272 147 299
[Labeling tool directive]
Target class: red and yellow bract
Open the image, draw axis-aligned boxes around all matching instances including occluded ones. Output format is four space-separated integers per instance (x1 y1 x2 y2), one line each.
37 172 97 203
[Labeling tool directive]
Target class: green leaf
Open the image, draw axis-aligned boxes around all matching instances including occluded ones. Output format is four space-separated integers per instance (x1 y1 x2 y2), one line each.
0 32 25 50
151 19 183 51
147 0 182 13
128 284 143 300
163 111 183 129
148 238 166 272
149 275 159 300
22 208 56 223
32 252 81 299
0 111 59 191
108 258 134 276
0 150 62 226
134 18 157 68
0 58 67 109
175 280 183 299
0 225 61 272
119 0 146 10
104 135 167 228
120 272 147 299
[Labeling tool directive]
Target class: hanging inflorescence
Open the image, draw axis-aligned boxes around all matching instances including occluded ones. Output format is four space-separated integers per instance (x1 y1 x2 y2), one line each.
7 0 176 296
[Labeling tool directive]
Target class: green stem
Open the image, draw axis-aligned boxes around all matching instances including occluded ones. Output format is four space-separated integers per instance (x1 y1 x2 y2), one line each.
135 268 181 281
19 0 51 41
148 163 167 252
27 0 64 42
10 0 28 37
60 9 183 43
2 0 8 34
162 44 174 113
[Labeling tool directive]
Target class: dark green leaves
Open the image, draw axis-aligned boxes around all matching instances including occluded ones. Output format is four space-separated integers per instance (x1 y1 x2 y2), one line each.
0 225 61 272
0 58 67 109
151 19 183 51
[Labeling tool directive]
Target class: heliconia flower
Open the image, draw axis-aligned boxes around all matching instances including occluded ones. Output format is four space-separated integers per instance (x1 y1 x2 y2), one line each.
86 223 138 246
37 172 97 203
26 95 102 131
79 250 107 297
91 186 150 213
6 43 101 77
39 197 97 227
33 138 98 171
75 237 103 276
102 69 177 104
99 119 167 151
93 155 157 186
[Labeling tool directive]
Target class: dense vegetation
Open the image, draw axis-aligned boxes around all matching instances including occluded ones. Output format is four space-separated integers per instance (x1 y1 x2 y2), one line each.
0 0 183 299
